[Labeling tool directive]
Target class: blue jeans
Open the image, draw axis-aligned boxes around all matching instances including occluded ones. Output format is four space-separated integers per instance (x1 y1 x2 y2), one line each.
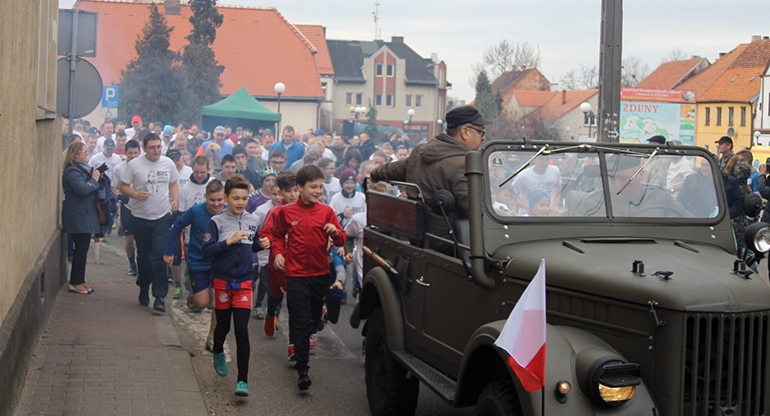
132 214 172 298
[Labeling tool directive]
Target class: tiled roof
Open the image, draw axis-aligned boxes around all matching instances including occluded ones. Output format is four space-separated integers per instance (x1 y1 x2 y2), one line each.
637 58 707 89
295 24 334 76
73 0 323 99
676 42 770 102
522 89 598 122
512 90 556 107
326 39 437 85
491 69 533 95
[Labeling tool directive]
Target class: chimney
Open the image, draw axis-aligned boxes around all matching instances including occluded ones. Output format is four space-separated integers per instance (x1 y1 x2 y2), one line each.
391 36 404 43
719 52 727 59
752 35 762 42
561 90 567 105
165 0 180 15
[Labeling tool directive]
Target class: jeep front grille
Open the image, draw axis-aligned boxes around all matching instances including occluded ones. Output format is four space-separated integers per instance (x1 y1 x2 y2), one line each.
682 312 770 415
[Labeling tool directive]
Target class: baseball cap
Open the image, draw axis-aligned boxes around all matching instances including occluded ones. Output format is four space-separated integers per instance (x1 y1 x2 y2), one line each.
103 138 116 149
339 169 357 184
313 129 324 136
445 105 491 129
166 149 182 159
131 115 142 123
647 135 666 145
162 131 173 139
715 136 733 146
214 126 226 135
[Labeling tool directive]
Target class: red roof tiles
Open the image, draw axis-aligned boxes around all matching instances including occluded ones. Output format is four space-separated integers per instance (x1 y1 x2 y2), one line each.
74 0 323 99
512 90 556 107
637 58 707 90
295 24 334 76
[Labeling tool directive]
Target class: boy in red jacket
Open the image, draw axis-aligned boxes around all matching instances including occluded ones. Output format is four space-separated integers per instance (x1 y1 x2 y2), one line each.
271 164 346 391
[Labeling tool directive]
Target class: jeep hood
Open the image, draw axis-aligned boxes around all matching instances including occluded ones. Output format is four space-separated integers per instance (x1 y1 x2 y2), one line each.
494 239 770 313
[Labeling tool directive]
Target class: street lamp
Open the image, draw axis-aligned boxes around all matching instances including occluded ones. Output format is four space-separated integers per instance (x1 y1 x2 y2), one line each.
437 118 443 135
351 106 366 119
755 130 761 146
406 108 415 124
580 102 594 138
274 82 285 137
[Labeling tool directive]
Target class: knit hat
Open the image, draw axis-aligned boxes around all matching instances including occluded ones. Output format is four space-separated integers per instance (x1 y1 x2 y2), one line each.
339 169 356 184
261 167 277 182
528 188 551 212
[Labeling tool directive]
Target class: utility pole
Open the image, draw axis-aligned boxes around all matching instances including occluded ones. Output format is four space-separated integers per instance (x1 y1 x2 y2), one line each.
597 0 622 142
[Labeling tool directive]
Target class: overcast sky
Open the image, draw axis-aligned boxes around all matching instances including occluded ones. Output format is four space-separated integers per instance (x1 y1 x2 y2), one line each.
62 0 770 102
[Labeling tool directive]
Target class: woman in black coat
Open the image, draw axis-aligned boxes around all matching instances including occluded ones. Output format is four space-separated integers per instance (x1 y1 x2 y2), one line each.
62 142 102 294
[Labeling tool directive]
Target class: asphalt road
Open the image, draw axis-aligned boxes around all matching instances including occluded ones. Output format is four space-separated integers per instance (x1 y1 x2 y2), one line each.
167 283 475 416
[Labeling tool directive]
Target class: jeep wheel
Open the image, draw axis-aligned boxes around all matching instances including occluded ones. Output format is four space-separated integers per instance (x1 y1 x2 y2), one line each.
475 380 522 416
365 308 419 416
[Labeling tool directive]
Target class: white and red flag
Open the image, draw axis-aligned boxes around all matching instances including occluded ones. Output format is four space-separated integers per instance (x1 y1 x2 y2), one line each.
494 258 546 392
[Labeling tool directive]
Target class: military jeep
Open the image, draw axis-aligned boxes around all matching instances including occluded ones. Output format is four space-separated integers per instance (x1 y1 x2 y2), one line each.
352 139 770 415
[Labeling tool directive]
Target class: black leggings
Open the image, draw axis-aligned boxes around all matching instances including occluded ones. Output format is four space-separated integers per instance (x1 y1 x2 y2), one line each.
213 308 251 383
70 233 91 286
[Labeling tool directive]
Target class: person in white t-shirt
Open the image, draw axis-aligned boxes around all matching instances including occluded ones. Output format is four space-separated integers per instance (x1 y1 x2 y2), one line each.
329 170 366 229
113 139 142 276
511 156 563 214
88 138 122 185
179 156 212 212
318 158 340 204
120 133 179 314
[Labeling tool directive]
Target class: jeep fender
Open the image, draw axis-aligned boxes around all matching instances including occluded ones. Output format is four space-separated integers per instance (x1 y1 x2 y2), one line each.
359 266 404 352
456 322 657 414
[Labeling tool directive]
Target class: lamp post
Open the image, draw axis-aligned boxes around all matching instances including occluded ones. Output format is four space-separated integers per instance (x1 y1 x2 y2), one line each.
755 130 762 146
437 118 443 136
407 108 415 124
580 102 595 139
274 82 285 137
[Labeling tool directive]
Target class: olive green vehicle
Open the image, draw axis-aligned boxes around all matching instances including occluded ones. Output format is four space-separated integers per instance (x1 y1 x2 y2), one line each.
351 139 770 415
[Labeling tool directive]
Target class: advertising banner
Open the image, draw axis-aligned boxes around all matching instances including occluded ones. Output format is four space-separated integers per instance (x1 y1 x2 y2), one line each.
619 88 697 146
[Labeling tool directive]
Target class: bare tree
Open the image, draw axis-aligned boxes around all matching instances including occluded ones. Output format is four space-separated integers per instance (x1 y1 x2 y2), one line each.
480 39 541 78
661 49 691 63
559 64 598 90
468 62 487 89
621 55 651 87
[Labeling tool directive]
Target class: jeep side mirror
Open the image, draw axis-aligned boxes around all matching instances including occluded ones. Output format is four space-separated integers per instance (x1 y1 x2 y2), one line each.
430 190 456 214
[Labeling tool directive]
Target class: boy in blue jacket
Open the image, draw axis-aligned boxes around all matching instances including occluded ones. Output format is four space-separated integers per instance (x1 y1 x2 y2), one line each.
201 175 261 397
163 180 225 352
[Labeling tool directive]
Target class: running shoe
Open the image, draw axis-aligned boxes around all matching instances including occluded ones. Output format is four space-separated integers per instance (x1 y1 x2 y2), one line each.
288 344 296 362
309 334 317 349
213 352 228 377
205 335 214 352
317 306 328 332
234 381 249 397
264 315 275 338
253 307 265 320
298 372 311 391
152 297 166 314
172 286 183 299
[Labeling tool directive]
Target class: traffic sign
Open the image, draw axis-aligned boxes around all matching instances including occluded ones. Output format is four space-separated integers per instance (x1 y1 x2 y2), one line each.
101 86 118 119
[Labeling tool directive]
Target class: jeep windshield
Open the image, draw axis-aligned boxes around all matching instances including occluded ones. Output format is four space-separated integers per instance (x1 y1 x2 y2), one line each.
487 145 722 221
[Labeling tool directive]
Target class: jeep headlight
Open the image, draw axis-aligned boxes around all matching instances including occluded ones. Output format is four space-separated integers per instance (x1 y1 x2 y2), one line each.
746 223 770 253
577 352 641 407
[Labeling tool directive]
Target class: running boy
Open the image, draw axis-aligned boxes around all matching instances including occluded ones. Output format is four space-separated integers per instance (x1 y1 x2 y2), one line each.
259 171 299 337
271 165 346 391
163 180 224 351
201 175 261 397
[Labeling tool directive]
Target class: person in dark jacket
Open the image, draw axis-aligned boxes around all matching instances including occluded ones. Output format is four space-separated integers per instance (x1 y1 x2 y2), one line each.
370 105 490 255
357 132 376 161
62 142 102 294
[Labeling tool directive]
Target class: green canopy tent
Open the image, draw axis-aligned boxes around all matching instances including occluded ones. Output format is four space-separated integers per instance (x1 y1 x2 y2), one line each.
201 87 281 135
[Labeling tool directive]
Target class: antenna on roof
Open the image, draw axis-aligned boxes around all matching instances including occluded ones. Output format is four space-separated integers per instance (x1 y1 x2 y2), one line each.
373 1 381 40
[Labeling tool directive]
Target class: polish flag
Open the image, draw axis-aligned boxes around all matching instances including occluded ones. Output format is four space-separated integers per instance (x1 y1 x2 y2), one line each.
494 258 546 392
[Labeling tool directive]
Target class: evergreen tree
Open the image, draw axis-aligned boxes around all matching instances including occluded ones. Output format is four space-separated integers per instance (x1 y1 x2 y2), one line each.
180 0 224 122
119 4 186 124
474 69 502 121
364 100 379 138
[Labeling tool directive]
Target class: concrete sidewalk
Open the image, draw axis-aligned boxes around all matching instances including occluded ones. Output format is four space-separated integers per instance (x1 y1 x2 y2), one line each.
14 238 209 416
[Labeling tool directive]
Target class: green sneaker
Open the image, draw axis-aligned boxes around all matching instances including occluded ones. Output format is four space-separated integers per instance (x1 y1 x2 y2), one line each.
172 286 183 299
234 381 249 397
213 352 228 377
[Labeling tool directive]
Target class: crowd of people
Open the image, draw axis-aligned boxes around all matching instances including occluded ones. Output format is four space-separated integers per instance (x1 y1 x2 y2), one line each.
60 114 419 396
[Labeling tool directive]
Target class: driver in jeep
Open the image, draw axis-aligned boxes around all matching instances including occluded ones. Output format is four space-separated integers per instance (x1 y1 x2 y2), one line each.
370 105 490 255
572 153 691 218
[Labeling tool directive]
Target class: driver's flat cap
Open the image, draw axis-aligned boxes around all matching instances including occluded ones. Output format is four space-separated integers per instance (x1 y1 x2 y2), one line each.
445 106 491 129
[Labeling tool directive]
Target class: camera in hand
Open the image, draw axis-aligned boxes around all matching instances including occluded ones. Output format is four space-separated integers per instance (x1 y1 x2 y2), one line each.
96 163 109 174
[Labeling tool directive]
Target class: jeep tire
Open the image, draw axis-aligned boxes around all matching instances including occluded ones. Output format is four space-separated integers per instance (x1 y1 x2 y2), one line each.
365 308 419 416
475 380 522 416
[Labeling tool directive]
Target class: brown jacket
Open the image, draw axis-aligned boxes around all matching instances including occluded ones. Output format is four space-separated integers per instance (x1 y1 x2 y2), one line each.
371 133 469 253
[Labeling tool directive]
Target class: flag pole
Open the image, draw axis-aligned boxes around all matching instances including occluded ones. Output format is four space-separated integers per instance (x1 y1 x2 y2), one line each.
541 386 545 416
